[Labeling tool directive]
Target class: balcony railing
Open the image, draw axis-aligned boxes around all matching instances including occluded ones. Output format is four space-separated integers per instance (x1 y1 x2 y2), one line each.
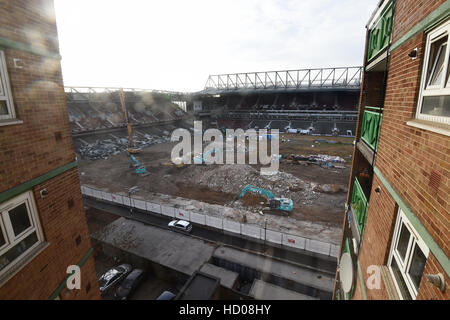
367 2 394 62
351 178 368 235
361 106 382 151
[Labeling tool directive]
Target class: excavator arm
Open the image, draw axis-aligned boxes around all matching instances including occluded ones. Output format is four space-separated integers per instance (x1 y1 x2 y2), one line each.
238 185 275 200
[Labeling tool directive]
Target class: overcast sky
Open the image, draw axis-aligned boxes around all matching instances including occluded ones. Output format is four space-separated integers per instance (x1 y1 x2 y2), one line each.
54 0 379 92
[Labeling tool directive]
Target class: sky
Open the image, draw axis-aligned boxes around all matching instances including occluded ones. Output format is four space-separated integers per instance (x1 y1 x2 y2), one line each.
54 0 380 92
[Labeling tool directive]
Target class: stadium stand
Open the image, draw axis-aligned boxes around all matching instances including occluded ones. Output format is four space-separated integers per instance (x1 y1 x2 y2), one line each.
66 88 187 134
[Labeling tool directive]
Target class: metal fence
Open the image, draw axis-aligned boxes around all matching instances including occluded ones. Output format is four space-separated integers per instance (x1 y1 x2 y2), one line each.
204 67 363 92
81 185 339 258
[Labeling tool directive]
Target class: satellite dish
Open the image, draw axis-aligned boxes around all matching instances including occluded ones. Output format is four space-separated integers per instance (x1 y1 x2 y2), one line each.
340 252 354 293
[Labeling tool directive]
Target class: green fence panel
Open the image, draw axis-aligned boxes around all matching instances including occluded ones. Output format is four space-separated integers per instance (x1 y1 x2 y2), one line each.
351 178 368 234
367 2 394 62
361 108 382 151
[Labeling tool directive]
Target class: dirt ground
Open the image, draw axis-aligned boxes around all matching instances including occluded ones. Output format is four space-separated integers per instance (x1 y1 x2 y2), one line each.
78 134 353 230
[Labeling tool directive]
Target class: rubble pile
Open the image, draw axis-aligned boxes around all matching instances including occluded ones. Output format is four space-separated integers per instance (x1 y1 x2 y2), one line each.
78 134 171 160
183 164 324 212
282 153 346 168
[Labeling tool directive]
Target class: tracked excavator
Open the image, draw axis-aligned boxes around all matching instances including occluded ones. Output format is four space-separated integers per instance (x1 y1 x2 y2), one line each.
235 185 293 215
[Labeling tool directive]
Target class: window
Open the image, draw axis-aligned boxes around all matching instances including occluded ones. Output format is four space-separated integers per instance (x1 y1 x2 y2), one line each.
0 192 44 278
416 20 450 124
0 50 16 120
387 208 429 300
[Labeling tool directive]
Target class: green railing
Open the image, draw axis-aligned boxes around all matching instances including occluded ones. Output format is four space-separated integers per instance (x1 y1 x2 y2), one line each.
351 178 368 235
367 2 394 62
361 107 382 151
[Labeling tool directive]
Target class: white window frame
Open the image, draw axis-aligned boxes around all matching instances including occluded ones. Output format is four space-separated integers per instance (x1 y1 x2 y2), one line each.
387 208 429 300
0 191 44 279
416 19 450 125
0 50 16 120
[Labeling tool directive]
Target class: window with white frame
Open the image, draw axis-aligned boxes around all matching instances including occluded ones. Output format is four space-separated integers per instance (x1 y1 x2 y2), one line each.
416 19 450 124
388 208 429 300
0 191 44 278
0 50 15 120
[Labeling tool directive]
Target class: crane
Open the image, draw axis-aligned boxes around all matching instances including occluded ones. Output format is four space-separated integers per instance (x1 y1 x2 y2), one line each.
119 88 141 154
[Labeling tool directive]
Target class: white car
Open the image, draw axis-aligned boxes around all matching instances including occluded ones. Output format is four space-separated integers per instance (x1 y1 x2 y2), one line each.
168 219 192 233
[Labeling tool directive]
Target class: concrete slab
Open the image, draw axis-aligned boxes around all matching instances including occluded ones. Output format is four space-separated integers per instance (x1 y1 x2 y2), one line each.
200 263 238 289
250 279 318 300
213 246 333 292
176 271 220 300
92 217 215 276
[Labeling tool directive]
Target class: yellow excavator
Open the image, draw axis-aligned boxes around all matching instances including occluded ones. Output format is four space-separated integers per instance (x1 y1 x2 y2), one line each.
119 88 142 154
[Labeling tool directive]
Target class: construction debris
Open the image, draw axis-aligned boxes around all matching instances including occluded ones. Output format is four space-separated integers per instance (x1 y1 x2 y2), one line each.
78 134 171 160
282 153 346 168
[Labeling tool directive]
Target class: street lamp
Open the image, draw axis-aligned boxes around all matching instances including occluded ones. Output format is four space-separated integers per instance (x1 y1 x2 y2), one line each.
128 186 139 216
263 218 268 253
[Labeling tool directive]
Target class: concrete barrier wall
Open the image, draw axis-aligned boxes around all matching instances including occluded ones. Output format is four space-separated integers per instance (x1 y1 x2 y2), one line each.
190 212 206 225
161 206 175 218
83 186 338 257
241 224 263 240
92 189 103 200
81 186 90 197
176 208 190 220
122 196 131 207
146 202 161 214
223 219 241 234
206 215 223 230
282 234 306 250
330 244 340 258
133 199 147 211
305 239 332 256
265 229 282 245
101 191 113 202
111 194 124 205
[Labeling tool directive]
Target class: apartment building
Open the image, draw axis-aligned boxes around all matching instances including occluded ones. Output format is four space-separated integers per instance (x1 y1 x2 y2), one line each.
334 0 449 300
0 0 100 299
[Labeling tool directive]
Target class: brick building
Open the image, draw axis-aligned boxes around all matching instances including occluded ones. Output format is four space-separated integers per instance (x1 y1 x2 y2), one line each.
334 0 449 300
0 0 100 299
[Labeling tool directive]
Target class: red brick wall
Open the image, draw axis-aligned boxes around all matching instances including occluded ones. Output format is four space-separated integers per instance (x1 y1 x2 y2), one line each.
0 48 75 192
0 0 75 193
0 0 60 54
354 0 449 300
357 176 449 299
0 0 100 299
357 175 396 300
417 254 450 300
0 168 100 299
391 0 447 44
376 31 449 258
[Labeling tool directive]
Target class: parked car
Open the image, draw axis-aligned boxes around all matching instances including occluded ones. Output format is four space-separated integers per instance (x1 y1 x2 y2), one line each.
156 290 176 300
114 269 146 300
168 219 192 233
98 264 132 295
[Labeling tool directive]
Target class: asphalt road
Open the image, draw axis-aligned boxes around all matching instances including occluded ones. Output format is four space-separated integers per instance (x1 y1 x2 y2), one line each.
84 196 337 276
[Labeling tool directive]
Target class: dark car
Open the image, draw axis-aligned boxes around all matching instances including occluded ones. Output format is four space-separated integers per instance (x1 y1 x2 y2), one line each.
98 264 132 295
156 290 176 300
114 269 145 300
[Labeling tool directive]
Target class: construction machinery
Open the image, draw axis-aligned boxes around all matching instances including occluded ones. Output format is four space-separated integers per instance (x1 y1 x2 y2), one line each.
129 154 148 175
119 88 141 154
235 185 293 215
